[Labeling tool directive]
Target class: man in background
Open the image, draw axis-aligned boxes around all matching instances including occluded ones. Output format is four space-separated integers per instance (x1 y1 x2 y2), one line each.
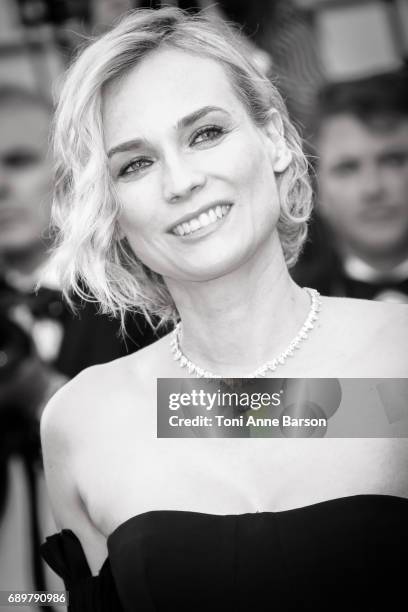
0 85 159 609
295 71 408 303
0 85 159 375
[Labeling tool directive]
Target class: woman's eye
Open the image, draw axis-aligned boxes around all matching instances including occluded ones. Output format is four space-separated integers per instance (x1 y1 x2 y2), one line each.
191 126 225 145
119 158 152 177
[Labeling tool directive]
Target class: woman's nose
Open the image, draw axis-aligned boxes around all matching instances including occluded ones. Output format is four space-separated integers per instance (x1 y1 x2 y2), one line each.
162 155 206 203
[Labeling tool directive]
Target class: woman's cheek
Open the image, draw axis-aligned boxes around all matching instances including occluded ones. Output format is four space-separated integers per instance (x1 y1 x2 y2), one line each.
116 180 157 230
218 134 268 186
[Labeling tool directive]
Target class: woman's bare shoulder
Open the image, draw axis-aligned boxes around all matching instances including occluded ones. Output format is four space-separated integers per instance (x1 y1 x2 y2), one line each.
319 296 408 376
40 360 128 499
322 295 407 329
41 362 123 440
39 342 167 573
41 334 171 439
40 366 117 572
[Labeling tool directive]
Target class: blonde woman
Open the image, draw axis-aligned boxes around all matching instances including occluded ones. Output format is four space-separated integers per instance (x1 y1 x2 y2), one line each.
40 8 408 611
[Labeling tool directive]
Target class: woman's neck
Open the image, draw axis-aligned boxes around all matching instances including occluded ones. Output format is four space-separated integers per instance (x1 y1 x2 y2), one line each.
164 245 310 376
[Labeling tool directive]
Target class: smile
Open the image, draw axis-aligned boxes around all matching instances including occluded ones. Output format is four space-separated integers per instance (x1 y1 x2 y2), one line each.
171 204 232 236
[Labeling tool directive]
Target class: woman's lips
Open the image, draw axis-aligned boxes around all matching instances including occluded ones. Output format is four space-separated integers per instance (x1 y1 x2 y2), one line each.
171 203 232 236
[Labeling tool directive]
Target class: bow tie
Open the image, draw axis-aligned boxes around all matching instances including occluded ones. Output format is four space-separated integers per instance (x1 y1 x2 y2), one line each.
0 285 66 320
27 288 65 320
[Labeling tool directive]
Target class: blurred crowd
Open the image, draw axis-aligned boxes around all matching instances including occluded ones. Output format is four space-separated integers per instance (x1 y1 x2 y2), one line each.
294 71 408 303
0 0 407 608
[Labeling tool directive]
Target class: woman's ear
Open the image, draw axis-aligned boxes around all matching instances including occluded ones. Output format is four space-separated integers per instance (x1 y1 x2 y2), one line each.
264 110 292 173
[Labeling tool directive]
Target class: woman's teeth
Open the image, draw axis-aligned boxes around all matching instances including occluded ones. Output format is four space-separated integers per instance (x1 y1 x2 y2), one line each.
172 204 231 236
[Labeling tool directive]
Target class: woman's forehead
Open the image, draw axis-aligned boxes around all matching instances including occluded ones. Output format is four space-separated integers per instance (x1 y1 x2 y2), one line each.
102 48 245 147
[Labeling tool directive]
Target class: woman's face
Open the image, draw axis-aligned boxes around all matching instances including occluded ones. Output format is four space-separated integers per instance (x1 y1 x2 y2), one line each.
103 48 289 282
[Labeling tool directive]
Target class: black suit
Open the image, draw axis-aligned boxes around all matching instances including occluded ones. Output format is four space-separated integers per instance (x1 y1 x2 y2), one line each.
55 300 162 378
0 277 164 377
292 217 408 303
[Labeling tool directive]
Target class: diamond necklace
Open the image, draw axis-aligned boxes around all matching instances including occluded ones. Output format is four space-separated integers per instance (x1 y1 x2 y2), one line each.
170 287 321 378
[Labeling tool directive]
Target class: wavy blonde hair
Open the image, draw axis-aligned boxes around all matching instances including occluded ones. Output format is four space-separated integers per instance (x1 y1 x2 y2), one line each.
49 7 312 330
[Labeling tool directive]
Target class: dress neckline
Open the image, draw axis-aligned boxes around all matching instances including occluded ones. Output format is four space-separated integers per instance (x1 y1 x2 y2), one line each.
106 493 408 545
42 493 408 580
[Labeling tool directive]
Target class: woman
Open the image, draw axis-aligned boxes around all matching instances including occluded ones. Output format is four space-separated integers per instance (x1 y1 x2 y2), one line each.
40 7 408 611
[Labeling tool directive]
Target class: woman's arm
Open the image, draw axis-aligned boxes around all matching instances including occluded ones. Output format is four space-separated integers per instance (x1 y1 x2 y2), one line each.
40 369 109 575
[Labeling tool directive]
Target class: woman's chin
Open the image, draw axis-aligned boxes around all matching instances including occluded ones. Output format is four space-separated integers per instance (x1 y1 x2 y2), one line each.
162 255 245 285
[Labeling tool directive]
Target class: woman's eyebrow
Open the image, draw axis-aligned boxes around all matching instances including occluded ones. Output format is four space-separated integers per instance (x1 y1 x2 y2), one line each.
108 137 147 159
175 105 229 130
107 106 229 159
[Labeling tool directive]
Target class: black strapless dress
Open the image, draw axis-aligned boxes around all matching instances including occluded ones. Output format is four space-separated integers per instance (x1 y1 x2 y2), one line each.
41 494 408 611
